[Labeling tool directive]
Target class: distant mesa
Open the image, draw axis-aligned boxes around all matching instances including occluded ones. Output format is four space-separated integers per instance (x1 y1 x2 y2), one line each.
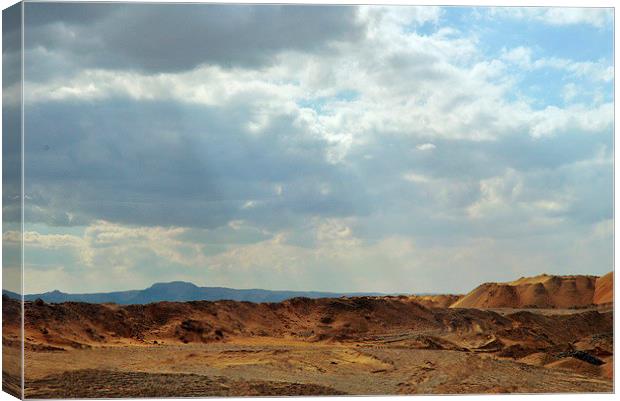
2 282 384 305
451 272 613 309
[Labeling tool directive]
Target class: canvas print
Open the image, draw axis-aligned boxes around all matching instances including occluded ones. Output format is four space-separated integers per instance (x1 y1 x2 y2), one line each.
1 2 615 398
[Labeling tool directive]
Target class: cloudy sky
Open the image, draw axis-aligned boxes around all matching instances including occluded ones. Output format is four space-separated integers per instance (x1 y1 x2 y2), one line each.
2 4 613 294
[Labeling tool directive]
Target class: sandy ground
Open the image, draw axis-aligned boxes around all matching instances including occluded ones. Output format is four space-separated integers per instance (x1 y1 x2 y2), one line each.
2 345 21 398
19 337 612 397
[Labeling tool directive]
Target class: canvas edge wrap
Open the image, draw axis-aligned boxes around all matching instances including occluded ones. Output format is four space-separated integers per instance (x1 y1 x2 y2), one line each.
2 1 24 399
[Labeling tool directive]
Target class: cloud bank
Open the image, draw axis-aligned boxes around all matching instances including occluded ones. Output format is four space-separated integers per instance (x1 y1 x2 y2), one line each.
12 4 613 294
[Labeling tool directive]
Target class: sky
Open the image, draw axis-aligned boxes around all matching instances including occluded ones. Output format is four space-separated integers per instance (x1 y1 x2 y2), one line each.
1 4 614 294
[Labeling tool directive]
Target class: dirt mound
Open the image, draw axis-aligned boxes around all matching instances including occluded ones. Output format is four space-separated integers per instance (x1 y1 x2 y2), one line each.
593 272 613 305
2 295 21 326
556 350 604 366
451 274 600 309
7 293 611 360
407 294 462 308
505 310 612 345
387 334 467 351
9 295 447 348
518 352 559 366
473 338 505 352
545 357 601 377
434 307 512 334
573 333 613 357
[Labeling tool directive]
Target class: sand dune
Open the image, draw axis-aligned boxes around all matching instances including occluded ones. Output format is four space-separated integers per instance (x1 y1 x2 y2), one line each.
451 273 612 309
406 294 462 308
593 272 613 305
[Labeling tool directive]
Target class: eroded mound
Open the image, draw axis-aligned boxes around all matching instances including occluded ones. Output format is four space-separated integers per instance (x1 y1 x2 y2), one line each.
594 272 613 305
406 294 463 308
4 295 612 357
451 273 613 309
6 295 445 348
545 357 602 377
518 352 559 366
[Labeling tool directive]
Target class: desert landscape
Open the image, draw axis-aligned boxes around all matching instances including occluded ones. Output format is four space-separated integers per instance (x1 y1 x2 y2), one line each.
2 3 614 399
2 272 614 397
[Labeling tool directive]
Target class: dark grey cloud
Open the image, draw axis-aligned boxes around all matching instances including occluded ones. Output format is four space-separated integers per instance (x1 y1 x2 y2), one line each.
3 3 22 89
2 4 22 193
2 3 22 224
25 2 114 26
22 98 371 229
20 90 612 249
3 2 21 52
2 103 21 225
16 3 613 244
24 3 365 76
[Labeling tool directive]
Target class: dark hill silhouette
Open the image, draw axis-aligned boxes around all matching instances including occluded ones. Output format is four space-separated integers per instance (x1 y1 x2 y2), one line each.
2 281 384 304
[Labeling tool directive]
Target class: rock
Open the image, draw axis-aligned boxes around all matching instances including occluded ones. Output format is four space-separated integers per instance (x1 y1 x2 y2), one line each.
556 350 603 366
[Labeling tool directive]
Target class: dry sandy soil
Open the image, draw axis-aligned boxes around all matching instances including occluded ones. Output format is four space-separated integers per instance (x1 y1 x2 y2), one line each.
2 273 614 397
